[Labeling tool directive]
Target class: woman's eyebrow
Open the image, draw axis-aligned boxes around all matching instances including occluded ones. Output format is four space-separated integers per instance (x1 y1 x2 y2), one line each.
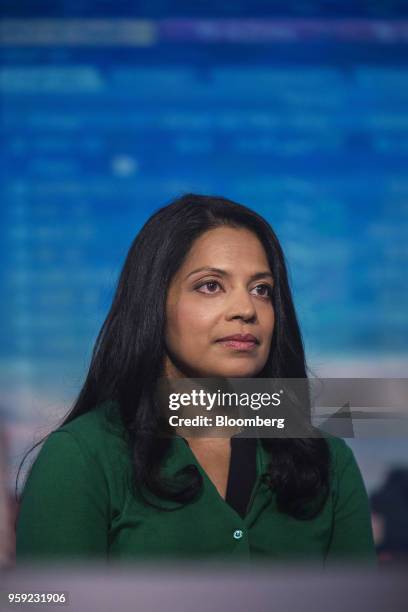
184 266 274 281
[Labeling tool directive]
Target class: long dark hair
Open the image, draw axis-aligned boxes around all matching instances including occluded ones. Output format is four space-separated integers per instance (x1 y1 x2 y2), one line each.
17 193 330 519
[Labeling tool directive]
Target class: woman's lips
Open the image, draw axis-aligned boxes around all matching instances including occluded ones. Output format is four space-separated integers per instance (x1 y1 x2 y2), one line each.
216 339 258 351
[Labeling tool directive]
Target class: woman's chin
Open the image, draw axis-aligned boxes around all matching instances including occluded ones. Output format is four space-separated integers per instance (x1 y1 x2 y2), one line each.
198 364 261 379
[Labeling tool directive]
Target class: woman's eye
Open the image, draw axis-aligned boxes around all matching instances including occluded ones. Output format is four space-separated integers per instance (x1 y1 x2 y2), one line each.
196 282 272 297
196 280 222 294
251 284 273 298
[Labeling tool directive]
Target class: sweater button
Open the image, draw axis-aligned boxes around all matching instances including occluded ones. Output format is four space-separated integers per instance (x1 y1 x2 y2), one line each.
233 529 243 540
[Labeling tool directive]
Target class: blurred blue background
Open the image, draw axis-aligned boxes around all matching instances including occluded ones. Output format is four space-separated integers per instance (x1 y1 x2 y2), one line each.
0 1 407 512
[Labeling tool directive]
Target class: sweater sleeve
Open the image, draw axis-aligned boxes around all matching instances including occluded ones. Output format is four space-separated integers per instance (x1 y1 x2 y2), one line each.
16 430 109 563
325 438 378 567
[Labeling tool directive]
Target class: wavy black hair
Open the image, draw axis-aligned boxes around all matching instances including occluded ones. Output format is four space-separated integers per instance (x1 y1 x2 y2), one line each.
17 193 330 520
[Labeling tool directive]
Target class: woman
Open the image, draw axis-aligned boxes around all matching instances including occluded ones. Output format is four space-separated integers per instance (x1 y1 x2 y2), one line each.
16 193 376 566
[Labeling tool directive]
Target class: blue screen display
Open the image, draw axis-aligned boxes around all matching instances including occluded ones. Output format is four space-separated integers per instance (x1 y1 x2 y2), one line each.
1 2 407 408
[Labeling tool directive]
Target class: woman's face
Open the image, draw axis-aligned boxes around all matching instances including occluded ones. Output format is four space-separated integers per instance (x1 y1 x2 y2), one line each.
164 226 275 378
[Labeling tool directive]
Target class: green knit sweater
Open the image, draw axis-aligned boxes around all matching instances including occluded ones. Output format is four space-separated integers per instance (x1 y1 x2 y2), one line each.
16 401 377 567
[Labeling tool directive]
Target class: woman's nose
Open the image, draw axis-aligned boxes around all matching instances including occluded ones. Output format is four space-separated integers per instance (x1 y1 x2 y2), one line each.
225 288 257 321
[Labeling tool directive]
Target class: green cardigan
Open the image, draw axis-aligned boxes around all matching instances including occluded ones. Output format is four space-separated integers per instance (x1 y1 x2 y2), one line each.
16 401 377 567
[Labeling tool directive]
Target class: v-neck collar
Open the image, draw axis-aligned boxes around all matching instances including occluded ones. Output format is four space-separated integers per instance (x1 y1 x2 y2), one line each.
172 435 270 472
102 402 273 520
167 435 271 522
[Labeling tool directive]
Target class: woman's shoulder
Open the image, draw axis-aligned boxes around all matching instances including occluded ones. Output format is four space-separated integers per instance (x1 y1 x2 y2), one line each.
56 400 126 442
38 401 128 473
323 432 355 467
20 401 130 501
17 402 131 550
321 432 367 495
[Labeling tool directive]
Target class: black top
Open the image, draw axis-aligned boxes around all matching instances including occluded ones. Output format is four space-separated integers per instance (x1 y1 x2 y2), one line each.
184 435 258 519
225 436 258 518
